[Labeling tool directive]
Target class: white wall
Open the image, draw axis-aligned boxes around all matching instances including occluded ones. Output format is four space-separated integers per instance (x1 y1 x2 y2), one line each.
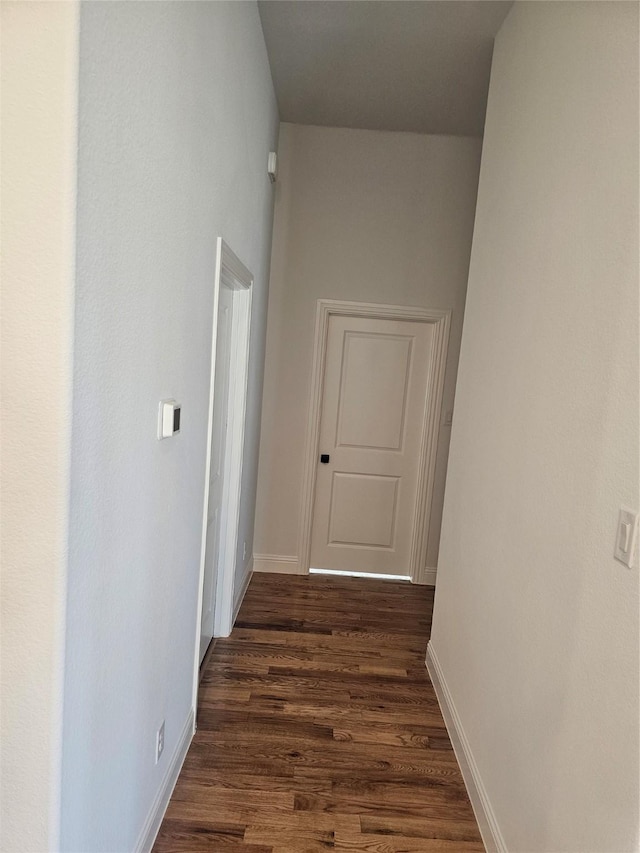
430 3 639 851
254 123 482 575
0 4 79 850
61 3 278 850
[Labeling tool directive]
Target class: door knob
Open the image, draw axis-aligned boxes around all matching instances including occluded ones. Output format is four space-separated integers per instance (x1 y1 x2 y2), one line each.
320 454 330 464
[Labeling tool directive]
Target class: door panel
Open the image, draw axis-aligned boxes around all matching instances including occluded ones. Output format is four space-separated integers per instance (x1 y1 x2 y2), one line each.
200 283 234 661
310 315 433 577
328 473 399 548
336 333 412 451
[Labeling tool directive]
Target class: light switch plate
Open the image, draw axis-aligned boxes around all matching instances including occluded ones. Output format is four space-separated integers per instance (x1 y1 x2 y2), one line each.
614 507 638 568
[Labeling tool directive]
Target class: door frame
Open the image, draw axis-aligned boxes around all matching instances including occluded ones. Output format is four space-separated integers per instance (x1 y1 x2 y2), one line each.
298 299 450 584
193 238 252 703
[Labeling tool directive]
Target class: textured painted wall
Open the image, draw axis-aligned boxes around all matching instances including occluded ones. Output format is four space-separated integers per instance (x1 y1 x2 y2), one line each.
431 3 639 850
0 3 79 850
61 3 278 850
254 123 482 574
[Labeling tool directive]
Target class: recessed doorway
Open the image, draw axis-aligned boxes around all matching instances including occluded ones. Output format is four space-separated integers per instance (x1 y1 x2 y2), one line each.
197 239 253 667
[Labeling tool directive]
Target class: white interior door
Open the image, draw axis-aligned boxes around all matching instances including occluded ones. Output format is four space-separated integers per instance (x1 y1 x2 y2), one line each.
310 314 433 577
199 282 234 661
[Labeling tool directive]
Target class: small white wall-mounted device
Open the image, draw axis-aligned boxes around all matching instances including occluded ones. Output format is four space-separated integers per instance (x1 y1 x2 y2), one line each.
614 506 638 568
267 151 277 183
158 399 181 440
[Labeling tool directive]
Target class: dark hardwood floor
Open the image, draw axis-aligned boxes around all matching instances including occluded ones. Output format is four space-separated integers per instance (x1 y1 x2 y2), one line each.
153 573 483 852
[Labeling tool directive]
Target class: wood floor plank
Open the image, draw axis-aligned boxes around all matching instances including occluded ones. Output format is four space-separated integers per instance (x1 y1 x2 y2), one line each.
334 831 485 852
152 574 483 852
360 814 482 842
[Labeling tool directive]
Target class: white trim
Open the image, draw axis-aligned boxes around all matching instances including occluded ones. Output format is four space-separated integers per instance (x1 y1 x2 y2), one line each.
233 556 253 621
253 554 303 574
214 267 252 639
309 568 411 581
134 708 195 853
422 567 438 586
426 643 507 853
193 238 253 710
298 299 450 584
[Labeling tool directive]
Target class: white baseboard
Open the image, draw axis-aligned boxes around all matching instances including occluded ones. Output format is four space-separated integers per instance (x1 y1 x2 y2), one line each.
134 708 195 853
233 556 253 621
426 643 506 853
253 554 304 575
412 565 438 585
423 567 437 586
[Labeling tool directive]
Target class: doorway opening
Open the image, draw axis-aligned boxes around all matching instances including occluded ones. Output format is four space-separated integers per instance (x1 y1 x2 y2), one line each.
196 238 252 677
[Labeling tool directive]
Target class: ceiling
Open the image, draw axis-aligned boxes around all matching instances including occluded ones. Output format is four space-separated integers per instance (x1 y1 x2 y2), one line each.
258 1 513 137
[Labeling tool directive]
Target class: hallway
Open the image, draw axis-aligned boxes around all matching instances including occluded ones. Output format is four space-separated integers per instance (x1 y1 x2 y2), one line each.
153 574 483 851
